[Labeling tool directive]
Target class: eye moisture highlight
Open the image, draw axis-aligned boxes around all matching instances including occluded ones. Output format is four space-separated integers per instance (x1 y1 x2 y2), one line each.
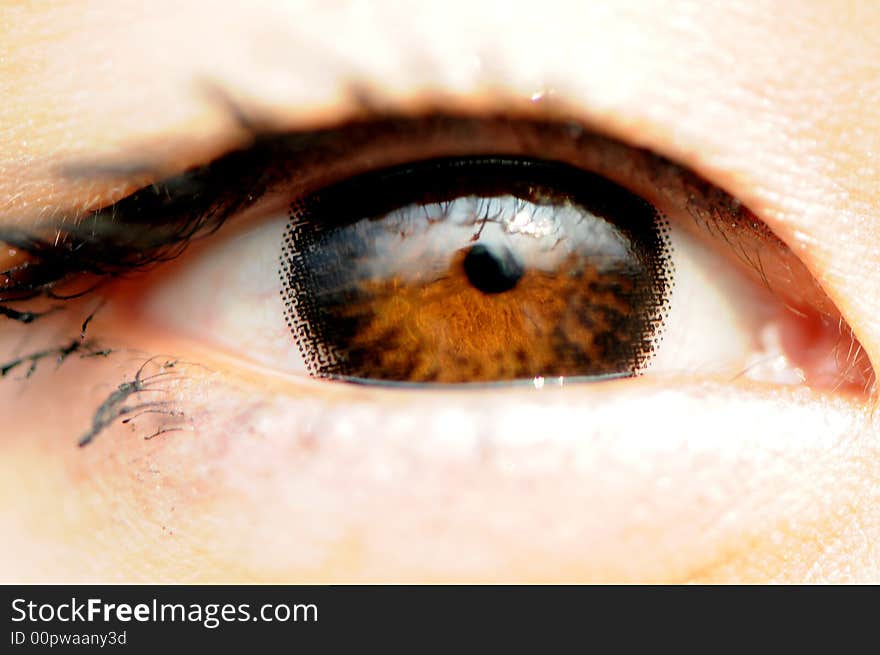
280 157 673 384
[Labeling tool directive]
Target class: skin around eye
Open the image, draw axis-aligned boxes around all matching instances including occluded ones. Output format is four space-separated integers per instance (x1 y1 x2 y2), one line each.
3 0 880 585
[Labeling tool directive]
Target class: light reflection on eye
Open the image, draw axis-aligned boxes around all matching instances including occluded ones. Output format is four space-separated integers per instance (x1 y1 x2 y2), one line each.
128 116 867 392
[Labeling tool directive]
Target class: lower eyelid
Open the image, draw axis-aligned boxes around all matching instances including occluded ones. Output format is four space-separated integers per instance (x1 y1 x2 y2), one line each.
0 301 870 581
59 359 869 581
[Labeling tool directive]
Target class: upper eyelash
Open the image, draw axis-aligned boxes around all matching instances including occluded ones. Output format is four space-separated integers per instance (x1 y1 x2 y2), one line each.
0 114 428 305
0 149 268 305
0 111 772 312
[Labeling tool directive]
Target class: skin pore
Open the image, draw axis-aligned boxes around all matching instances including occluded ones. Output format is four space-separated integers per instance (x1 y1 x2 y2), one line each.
1 0 880 582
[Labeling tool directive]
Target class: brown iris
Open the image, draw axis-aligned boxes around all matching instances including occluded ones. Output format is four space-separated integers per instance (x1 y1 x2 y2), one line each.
281 157 672 384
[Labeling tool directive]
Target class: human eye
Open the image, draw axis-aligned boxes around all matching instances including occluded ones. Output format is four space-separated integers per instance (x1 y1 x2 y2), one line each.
3 1 879 584
86 114 869 394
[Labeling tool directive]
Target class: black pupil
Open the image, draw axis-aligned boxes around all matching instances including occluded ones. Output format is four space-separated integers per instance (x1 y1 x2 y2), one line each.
462 243 524 294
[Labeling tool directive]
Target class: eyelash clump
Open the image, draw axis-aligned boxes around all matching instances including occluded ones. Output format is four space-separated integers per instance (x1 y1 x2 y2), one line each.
280 156 673 385
0 146 276 308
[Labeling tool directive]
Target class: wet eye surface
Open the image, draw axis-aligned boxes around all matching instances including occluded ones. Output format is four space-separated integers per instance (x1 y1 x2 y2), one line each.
281 157 672 384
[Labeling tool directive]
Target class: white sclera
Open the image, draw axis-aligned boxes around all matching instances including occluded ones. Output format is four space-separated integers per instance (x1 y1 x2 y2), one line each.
641 226 787 380
143 218 309 374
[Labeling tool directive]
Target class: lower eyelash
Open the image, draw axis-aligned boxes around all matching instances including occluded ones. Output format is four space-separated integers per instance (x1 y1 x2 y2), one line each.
0 337 104 379
77 356 189 447
0 294 194 446
0 304 110 379
0 305 48 324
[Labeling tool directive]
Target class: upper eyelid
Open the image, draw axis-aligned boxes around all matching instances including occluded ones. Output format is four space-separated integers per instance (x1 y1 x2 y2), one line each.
0 110 819 316
12 108 750 232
